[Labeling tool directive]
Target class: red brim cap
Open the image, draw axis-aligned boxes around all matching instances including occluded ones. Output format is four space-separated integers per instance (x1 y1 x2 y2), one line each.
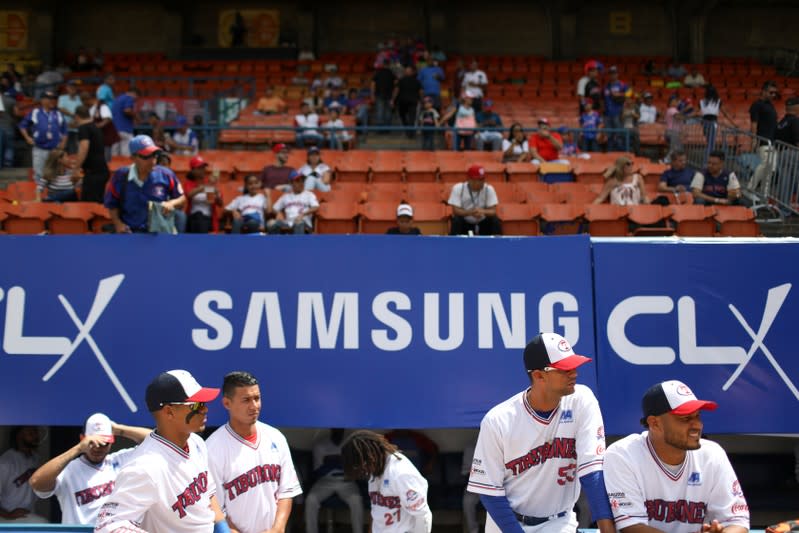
137 145 160 156
549 354 592 371
670 399 718 416
186 387 220 403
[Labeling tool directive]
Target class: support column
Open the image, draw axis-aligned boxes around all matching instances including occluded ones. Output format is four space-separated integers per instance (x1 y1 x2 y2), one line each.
688 15 706 65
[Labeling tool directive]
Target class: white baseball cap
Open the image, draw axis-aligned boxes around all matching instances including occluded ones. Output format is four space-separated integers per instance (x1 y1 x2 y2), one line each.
523 332 592 372
84 413 115 443
397 204 413 217
641 380 718 425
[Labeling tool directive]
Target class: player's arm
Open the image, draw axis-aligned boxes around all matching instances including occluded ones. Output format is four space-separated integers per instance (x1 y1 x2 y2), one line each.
209 495 233 533
30 434 110 493
263 498 292 533
704 445 750 533
397 473 432 533
616 524 667 533
94 468 156 533
112 422 151 444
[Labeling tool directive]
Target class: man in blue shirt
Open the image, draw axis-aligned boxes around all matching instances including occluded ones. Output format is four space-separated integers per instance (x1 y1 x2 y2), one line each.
603 66 628 151
111 88 139 156
96 74 115 108
418 59 445 110
654 150 701 205
104 135 185 233
18 90 67 183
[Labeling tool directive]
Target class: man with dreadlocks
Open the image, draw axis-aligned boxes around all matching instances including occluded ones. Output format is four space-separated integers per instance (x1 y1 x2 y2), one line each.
341 430 432 533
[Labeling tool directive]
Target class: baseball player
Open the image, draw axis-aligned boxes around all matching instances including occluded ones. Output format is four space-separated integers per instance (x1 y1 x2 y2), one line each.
467 332 615 533
29 413 151 524
341 430 432 533
94 369 231 533
206 371 302 533
603 380 750 533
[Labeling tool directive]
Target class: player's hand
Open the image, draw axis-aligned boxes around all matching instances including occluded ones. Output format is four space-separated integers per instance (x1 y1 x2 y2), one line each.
161 202 175 214
676 185 686 193
702 519 724 533
114 222 131 234
80 434 111 454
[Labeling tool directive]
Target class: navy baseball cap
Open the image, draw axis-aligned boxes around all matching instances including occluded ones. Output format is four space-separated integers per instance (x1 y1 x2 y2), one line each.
641 380 718 426
524 333 591 372
129 135 160 157
289 169 303 181
145 370 219 412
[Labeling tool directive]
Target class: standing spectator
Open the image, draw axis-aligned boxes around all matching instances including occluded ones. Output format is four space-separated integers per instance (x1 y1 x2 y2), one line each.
37 148 80 202
323 107 352 150
621 98 640 154
166 115 199 155
502 123 531 163
255 86 287 115
691 150 742 206
111 88 138 156
576 60 597 98
582 63 603 113
439 92 477 151
371 59 396 129
294 102 324 147
594 157 648 205
34 66 63 99
579 103 603 152
73 105 108 203
638 92 658 124
387 202 422 235
0 86 16 168
57 80 82 120
529 118 566 163
268 170 319 234
346 88 370 132
776 97 799 147
87 93 115 161
95 74 114 109
683 66 706 88
474 100 503 151
603 66 629 151
18 90 67 185
417 96 440 151
0 427 47 523
226 174 269 234
394 66 422 139
184 155 221 233
664 95 684 158
452 59 466 101
259 143 295 192
299 147 332 192
699 85 734 146
750 81 779 143
418 58 445 110
448 164 501 236
461 60 488 113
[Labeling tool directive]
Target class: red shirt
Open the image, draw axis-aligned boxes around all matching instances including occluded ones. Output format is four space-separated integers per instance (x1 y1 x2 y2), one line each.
529 132 563 161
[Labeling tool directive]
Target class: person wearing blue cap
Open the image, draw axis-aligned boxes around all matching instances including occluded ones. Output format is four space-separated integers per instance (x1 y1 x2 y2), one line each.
267 170 319 234
103 134 186 233
166 115 199 156
110 88 138 156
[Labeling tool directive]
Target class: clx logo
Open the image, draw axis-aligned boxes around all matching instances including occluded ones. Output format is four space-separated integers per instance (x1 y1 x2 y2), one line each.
0 274 136 411
607 283 798 401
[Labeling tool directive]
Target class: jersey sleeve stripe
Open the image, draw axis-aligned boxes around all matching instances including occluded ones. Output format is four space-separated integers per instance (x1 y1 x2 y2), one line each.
467 481 504 491
577 460 604 473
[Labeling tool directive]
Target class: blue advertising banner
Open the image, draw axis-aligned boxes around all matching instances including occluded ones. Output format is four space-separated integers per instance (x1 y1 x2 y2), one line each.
593 239 799 435
0 235 596 428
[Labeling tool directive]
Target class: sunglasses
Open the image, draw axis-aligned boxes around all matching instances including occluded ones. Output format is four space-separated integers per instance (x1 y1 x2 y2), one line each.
624 162 633 167
163 401 206 412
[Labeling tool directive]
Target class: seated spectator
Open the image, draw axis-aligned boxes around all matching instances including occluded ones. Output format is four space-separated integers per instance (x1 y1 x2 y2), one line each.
529 118 567 164
417 96 440 151
268 170 319 234
439 92 477 151
430 45 446 63
183 155 222 233
323 107 352 150
226 174 269 234
666 62 687 80
35 66 63 98
502 123 531 162
638 92 658 124
295 102 324 147
0 426 47 523
654 150 700 204
166 115 199 156
560 129 581 157
387 202 421 235
683 67 706 88
594 157 649 206
345 88 369 131
323 87 347 112
475 100 503 152
304 86 325 115
57 80 82 121
298 147 332 192
642 59 661 77
448 164 501 236
579 103 603 152
691 150 743 206
259 143 296 193
255 86 287 115
322 65 344 91
37 148 80 202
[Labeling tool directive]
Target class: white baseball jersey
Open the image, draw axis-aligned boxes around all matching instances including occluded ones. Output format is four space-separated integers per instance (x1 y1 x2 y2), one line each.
33 448 136 524
368 452 432 533
94 432 216 533
604 432 750 533
467 385 606 526
0 449 39 512
206 421 302 533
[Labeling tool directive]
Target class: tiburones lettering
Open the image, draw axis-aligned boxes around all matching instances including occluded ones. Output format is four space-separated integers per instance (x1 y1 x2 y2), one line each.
504 438 576 475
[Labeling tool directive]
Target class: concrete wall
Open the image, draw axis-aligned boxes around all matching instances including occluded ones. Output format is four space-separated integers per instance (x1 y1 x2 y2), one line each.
705 6 799 59
574 0 672 58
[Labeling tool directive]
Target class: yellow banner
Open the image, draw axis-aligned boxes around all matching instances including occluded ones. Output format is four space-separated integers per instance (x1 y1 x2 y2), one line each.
218 10 280 48
0 11 28 50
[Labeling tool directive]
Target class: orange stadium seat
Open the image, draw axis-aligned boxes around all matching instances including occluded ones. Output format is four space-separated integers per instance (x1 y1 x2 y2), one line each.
358 202 398 234
668 205 717 237
406 183 445 204
627 205 675 236
414 202 450 235
496 203 540 236
404 155 438 183
49 203 98 234
491 183 525 204
525 190 565 205
506 162 540 182
714 206 760 237
315 202 359 234
584 204 629 236
539 203 585 235
1 203 56 234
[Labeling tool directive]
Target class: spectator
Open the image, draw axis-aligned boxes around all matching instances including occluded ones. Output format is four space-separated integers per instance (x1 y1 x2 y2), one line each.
165 115 199 156
295 102 324 147
323 107 352 150
452 59 466 101
104 135 186 233
461 60 488 113
34 66 63 99
110 88 138 156
303 429 365 533
642 59 661 77
73 105 108 203
683 66 706 88
502 123 531 163
654 150 700 205
2 63 22 96
259 143 295 193
18 90 67 185
594 157 648 205
430 45 446 63
579 102 603 152
750 80 779 143
474 100 503 152
418 57 445 110
560 129 580 157
305 86 326 115
371 59 396 128
73 48 91 72
87 93 115 161
226 174 269 234
439 92 477 151
0 427 47 523
699 85 734 145
323 87 347 112
345 88 370 132
776 96 799 147
92 48 105 71
255 86 287 115
147 112 166 148
299 147 332 192
37 148 80 202
582 62 603 113
0 85 16 168
394 65 422 139
666 62 687 80
664 95 684 157
184 155 222 233
621 98 640 154
322 65 344 91
576 60 598 98
29 414 150 525
529 118 566 163
448 164 501 236
387 202 421 235
268 170 319 234
95 74 114 108
603 66 629 151
638 92 658 124
57 80 82 120
691 150 743 206
417 96 440 151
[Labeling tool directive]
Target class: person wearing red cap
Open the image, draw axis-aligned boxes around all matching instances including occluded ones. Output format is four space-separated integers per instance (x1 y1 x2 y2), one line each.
259 143 296 194
604 380 750 533
447 164 501 235
467 333 614 533
184 155 222 233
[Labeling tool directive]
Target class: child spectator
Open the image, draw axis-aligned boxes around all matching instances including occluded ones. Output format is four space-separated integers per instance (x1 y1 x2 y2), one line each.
502 123 531 163
38 148 81 202
268 170 319 234
323 107 352 150
299 147 332 192
417 96 440 151
386 202 422 235
183 155 222 234
225 174 269 234
560 129 580 157
579 102 602 152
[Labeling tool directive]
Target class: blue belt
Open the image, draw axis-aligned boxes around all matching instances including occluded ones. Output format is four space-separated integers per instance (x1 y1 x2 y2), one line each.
515 511 568 527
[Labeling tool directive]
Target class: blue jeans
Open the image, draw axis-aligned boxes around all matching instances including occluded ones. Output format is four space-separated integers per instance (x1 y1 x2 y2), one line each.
604 115 623 151
452 131 473 151
296 132 325 148
374 98 393 127
268 220 310 234
44 190 78 203
174 209 187 233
